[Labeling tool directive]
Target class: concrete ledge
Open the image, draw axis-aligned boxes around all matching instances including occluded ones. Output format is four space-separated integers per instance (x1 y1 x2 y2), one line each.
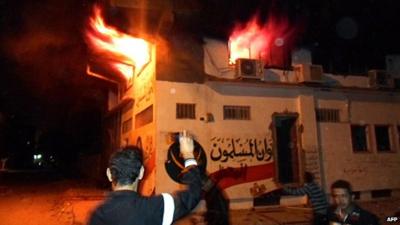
280 195 308 207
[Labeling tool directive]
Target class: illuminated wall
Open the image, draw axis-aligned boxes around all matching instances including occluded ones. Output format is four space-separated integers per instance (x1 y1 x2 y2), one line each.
153 81 314 208
117 42 400 208
120 45 157 196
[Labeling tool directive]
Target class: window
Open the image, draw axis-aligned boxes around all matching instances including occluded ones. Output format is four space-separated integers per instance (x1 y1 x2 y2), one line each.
176 103 196 119
351 125 369 152
353 191 361 200
398 126 400 150
394 78 400 90
371 189 392 198
375 125 391 152
315 108 340 122
223 105 250 120
135 105 153 128
122 118 132 133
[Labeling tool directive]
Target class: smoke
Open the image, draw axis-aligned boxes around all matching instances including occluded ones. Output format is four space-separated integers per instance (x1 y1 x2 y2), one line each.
229 12 305 67
1 1 89 65
0 1 106 161
4 30 68 64
0 0 104 122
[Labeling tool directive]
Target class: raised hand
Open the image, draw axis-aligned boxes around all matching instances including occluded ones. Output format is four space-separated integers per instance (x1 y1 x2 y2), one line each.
179 130 195 160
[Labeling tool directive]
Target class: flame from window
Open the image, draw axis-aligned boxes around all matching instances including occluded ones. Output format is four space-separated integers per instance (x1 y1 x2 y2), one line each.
229 15 301 67
85 5 150 80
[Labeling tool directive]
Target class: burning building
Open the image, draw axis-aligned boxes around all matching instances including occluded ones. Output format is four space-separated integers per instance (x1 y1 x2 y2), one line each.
83 2 400 209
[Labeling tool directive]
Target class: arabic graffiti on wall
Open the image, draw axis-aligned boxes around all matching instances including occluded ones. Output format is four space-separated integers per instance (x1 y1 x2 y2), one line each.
343 167 366 175
208 135 276 192
137 135 156 196
210 137 273 163
304 147 320 179
135 69 154 109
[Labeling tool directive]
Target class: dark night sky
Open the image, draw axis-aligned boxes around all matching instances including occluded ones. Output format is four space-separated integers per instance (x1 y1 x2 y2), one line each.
200 0 400 73
1 0 400 168
0 0 104 168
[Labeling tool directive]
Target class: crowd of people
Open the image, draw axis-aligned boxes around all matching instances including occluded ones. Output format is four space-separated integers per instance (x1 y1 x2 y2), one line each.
87 133 382 225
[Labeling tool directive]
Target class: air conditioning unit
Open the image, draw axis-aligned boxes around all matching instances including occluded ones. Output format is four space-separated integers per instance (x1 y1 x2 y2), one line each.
368 70 394 89
293 64 323 83
235 58 264 79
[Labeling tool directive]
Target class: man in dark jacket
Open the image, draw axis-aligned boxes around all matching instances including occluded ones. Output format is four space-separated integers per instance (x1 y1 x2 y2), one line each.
88 132 202 225
328 179 380 225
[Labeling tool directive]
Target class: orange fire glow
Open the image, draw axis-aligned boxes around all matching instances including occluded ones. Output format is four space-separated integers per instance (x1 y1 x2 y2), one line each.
229 15 301 66
112 63 134 81
85 6 150 80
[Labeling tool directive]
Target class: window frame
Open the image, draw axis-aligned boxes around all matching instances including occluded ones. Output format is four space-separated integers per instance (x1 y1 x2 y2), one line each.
122 117 133 133
176 103 196 120
397 125 400 152
315 108 340 123
223 105 251 120
135 105 153 128
350 124 371 153
374 124 394 153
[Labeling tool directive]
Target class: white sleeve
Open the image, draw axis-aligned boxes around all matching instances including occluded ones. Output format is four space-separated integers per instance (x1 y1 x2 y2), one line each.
161 193 175 225
184 159 197 167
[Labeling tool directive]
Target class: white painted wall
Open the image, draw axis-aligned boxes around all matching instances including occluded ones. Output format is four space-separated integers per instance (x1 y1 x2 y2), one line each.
116 42 400 208
152 80 336 208
152 81 400 206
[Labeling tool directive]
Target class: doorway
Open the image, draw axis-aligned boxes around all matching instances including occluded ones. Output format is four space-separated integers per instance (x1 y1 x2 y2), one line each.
273 114 300 184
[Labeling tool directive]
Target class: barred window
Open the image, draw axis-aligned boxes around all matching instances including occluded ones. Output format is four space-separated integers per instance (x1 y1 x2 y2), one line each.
223 105 250 120
176 103 196 119
122 118 132 133
315 108 340 122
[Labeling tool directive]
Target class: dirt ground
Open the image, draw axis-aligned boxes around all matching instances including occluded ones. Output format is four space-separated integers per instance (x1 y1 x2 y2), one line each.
1 171 399 225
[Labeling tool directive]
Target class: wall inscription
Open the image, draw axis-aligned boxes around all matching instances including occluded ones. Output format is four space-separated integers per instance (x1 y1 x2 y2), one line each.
210 137 273 163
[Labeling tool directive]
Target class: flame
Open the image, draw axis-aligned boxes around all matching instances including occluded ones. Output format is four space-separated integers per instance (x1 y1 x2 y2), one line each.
112 62 134 80
85 5 150 80
229 15 301 67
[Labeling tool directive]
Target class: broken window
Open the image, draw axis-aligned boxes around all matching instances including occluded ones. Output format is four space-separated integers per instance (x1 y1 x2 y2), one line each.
223 105 250 120
315 108 340 122
176 103 196 119
351 125 369 152
375 125 391 152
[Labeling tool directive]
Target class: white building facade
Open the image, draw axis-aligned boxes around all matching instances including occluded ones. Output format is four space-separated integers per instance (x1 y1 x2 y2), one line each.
80 18 400 207
98 39 400 209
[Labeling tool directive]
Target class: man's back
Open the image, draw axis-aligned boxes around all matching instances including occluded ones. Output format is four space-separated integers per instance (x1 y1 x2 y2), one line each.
88 137 202 225
89 191 164 225
89 165 201 225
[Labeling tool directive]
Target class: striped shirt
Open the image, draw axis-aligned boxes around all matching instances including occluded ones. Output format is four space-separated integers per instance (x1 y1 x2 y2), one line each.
283 182 329 215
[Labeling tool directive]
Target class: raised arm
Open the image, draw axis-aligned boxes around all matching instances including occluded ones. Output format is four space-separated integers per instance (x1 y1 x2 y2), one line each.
283 185 308 196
